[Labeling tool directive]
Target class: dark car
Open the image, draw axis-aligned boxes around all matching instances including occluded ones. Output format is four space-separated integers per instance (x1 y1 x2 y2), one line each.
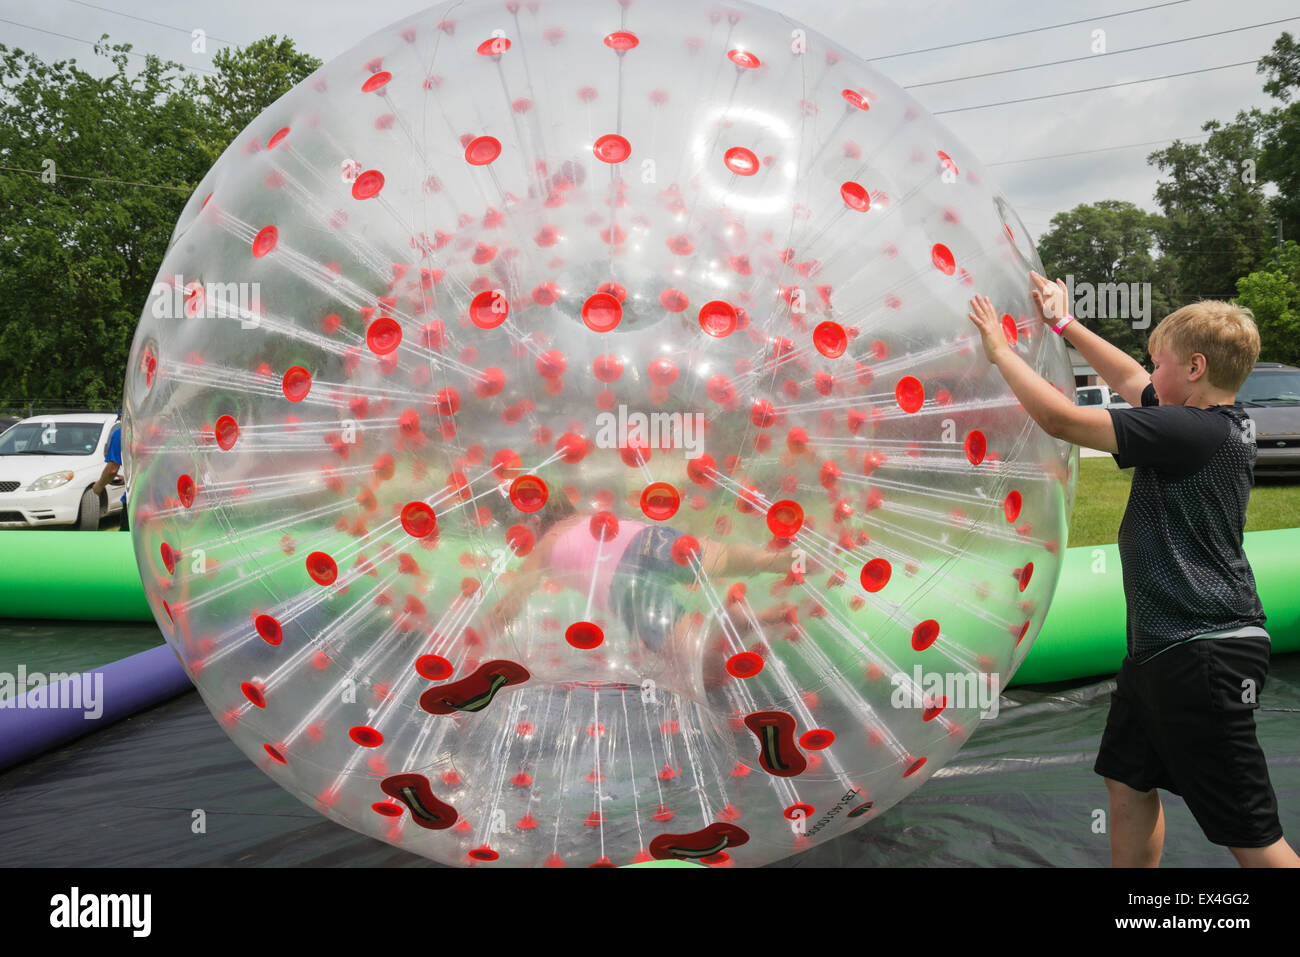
1238 362 1300 477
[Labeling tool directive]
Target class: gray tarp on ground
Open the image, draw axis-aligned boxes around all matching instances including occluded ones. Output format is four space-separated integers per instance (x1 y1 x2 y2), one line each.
1 642 1295 867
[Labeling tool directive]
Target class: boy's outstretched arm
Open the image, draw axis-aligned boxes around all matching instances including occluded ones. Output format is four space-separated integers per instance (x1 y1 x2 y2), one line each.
1030 271 1151 407
968 294 1118 454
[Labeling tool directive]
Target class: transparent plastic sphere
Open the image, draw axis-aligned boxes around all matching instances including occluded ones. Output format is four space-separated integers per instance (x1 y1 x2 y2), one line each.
124 0 1076 867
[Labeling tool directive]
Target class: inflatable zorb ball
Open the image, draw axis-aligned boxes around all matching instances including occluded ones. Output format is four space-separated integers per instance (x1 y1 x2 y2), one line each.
125 0 1076 867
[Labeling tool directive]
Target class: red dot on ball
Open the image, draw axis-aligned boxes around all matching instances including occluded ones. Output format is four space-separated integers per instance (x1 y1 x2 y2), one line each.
726 652 764 679
592 133 631 164
509 475 548 513
566 621 604 649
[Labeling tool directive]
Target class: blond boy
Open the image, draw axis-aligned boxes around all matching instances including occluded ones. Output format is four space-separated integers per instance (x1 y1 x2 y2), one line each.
967 272 1298 867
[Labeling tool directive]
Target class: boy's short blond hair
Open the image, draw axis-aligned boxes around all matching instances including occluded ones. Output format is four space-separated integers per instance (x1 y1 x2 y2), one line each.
1147 300 1261 393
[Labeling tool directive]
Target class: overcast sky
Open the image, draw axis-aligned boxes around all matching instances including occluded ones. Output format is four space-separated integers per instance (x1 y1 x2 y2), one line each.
1 0 1293 240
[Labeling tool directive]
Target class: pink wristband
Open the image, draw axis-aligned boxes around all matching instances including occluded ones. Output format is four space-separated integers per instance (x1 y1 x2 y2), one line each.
1052 314 1075 335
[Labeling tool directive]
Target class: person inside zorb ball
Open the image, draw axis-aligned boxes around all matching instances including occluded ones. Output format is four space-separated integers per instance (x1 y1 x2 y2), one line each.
125 0 1077 867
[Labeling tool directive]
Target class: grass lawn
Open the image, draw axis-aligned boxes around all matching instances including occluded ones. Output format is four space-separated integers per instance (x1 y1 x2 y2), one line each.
1068 455 1300 547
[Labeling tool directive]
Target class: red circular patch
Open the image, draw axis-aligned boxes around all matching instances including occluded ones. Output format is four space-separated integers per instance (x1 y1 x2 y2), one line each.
911 620 940 651
671 535 700 566
640 482 680 521
509 475 548 513
592 354 623 382
589 511 619 542
465 136 502 166
860 558 891 592
604 31 639 50
727 49 760 68
565 621 604 650
842 89 871 110
582 292 622 332
723 147 759 176
367 317 402 355
1019 561 1034 592
177 474 196 509
766 500 804 538
469 290 509 328
351 169 385 200
726 652 764 679
1004 490 1023 522
785 802 815 820
904 756 928 777
593 134 631 164
416 655 453 680
264 744 287 765
964 430 987 466
840 181 870 211
895 376 924 413
254 614 283 646
281 366 312 402
401 502 437 538
214 415 239 451
699 300 737 337
306 551 338 585
1001 313 1018 346
648 358 678 386
251 226 278 258
240 682 266 708
506 524 535 556
468 846 499 862
361 71 391 93
813 321 847 358
931 243 956 275
350 725 383 747
800 729 835 750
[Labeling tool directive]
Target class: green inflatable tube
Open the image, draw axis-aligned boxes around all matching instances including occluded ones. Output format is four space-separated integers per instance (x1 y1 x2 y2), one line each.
0 528 1296 685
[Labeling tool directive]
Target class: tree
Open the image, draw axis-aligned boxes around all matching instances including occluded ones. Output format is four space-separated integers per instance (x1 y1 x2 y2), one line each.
1235 240 1300 366
1257 32 1300 252
1035 200 1172 360
0 34 320 412
1147 112 1276 303
200 36 321 161
0 39 217 411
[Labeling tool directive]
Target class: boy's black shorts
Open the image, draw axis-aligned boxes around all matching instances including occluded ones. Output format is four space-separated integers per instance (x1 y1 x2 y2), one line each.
1094 636 1283 848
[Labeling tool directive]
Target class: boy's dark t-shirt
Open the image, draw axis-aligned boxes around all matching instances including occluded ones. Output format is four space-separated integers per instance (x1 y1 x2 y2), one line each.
1108 382 1267 662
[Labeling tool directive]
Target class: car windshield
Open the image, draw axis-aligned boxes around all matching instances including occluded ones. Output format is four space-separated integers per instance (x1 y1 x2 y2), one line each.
0 421 106 456
1238 371 1300 405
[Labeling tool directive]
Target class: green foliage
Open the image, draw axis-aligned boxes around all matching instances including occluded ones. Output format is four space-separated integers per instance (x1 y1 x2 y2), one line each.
1147 111 1276 302
1036 200 1171 360
0 34 319 414
200 36 321 162
1235 241 1300 366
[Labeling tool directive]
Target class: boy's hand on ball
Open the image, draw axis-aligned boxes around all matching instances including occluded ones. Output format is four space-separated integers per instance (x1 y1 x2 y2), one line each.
967 294 1006 363
1029 271 1068 323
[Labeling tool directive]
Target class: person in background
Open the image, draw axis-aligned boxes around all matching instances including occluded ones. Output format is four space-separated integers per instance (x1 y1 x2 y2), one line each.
92 413 128 531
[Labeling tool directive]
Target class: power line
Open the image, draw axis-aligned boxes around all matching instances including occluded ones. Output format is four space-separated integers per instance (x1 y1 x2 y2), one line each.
906 16 1300 89
869 0 1192 60
934 59 1258 115
0 165 191 192
0 16 217 74
987 132 1213 166
62 0 237 46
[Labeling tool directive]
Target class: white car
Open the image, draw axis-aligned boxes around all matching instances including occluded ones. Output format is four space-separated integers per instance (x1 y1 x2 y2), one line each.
0 413 127 529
